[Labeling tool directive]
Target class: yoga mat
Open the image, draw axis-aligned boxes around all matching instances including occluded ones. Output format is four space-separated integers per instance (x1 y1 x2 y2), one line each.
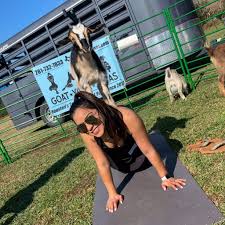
93 131 224 225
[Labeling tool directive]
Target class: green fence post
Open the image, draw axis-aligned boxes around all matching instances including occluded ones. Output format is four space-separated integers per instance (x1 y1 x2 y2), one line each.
123 87 133 109
164 8 195 90
0 139 12 164
56 117 67 137
163 8 187 80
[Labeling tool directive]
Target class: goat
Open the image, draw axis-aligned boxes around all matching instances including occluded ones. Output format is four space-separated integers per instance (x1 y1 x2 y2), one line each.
47 73 59 94
67 22 116 106
204 41 225 96
165 67 188 103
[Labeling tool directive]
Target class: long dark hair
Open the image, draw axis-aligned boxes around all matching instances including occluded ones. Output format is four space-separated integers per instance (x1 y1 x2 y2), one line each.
70 91 128 146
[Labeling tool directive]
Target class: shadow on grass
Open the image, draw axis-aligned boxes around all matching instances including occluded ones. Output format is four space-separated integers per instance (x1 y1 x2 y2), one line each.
11 133 67 162
193 71 205 88
150 116 190 154
129 91 158 109
33 124 49 132
0 146 84 225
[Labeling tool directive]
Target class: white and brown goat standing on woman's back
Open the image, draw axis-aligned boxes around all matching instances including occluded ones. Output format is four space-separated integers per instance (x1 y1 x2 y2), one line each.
68 22 116 106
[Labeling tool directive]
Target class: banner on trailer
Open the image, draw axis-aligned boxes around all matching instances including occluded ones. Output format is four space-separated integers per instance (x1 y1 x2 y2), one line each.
32 36 125 116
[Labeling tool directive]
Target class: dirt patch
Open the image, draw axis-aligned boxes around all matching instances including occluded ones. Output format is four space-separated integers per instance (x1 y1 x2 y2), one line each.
64 172 96 199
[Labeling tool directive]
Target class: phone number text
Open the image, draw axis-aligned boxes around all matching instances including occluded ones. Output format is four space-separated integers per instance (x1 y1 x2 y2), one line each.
34 60 64 75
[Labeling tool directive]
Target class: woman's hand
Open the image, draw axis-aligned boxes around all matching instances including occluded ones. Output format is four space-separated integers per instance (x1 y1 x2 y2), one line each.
106 193 124 213
161 177 186 191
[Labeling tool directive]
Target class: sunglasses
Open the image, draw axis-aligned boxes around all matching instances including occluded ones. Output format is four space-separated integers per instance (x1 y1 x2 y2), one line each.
77 113 102 133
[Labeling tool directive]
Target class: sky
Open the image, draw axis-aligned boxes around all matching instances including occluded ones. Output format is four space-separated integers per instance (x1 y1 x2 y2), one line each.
0 0 66 44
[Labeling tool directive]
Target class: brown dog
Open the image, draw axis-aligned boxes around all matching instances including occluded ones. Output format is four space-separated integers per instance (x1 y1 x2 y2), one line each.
205 41 225 96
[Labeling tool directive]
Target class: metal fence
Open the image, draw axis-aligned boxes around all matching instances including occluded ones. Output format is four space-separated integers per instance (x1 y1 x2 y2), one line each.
0 0 224 164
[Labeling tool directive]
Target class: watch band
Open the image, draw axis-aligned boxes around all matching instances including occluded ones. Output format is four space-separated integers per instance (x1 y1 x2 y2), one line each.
161 174 171 181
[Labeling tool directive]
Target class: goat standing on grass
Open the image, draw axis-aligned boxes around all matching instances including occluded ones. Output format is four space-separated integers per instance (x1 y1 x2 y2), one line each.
68 23 116 106
205 41 225 97
165 67 189 103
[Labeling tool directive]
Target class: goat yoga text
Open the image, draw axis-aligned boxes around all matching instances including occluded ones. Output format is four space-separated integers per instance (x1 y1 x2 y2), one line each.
32 36 125 116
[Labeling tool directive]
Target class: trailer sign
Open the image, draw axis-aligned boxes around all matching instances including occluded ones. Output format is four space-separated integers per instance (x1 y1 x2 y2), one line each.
32 36 125 116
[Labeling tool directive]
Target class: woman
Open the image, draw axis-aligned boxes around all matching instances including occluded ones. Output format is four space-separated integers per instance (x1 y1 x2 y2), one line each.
70 91 186 213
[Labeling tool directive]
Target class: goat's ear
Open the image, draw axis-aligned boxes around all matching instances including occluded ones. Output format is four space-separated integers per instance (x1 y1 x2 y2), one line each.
204 41 210 49
204 41 214 56
56 37 70 46
87 23 106 33
165 67 170 73
165 67 171 77
165 68 168 76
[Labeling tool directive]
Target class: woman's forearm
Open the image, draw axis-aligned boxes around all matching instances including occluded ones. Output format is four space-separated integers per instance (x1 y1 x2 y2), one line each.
97 164 117 196
144 146 168 178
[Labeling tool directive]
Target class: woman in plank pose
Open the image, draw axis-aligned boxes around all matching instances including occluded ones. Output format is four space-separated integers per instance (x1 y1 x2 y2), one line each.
70 91 186 213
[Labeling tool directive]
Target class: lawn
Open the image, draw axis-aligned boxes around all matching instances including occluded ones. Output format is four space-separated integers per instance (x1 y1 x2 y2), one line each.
0 76 225 225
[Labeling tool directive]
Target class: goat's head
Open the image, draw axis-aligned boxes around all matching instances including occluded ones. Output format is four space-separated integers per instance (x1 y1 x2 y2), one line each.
68 23 105 52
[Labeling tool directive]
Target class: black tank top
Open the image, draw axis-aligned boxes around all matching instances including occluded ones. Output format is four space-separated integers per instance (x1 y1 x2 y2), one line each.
95 134 145 173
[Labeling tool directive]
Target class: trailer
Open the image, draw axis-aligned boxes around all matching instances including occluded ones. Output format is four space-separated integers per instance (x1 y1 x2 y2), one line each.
0 0 204 129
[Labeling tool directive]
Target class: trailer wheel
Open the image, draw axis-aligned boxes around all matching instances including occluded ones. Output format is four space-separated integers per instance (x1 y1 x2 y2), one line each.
39 102 65 127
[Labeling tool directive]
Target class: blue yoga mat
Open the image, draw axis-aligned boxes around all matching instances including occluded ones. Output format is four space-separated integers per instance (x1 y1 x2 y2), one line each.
93 131 224 225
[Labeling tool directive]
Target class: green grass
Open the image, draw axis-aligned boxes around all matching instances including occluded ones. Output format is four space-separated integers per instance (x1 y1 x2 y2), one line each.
0 77 225 225
0 114 78 161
